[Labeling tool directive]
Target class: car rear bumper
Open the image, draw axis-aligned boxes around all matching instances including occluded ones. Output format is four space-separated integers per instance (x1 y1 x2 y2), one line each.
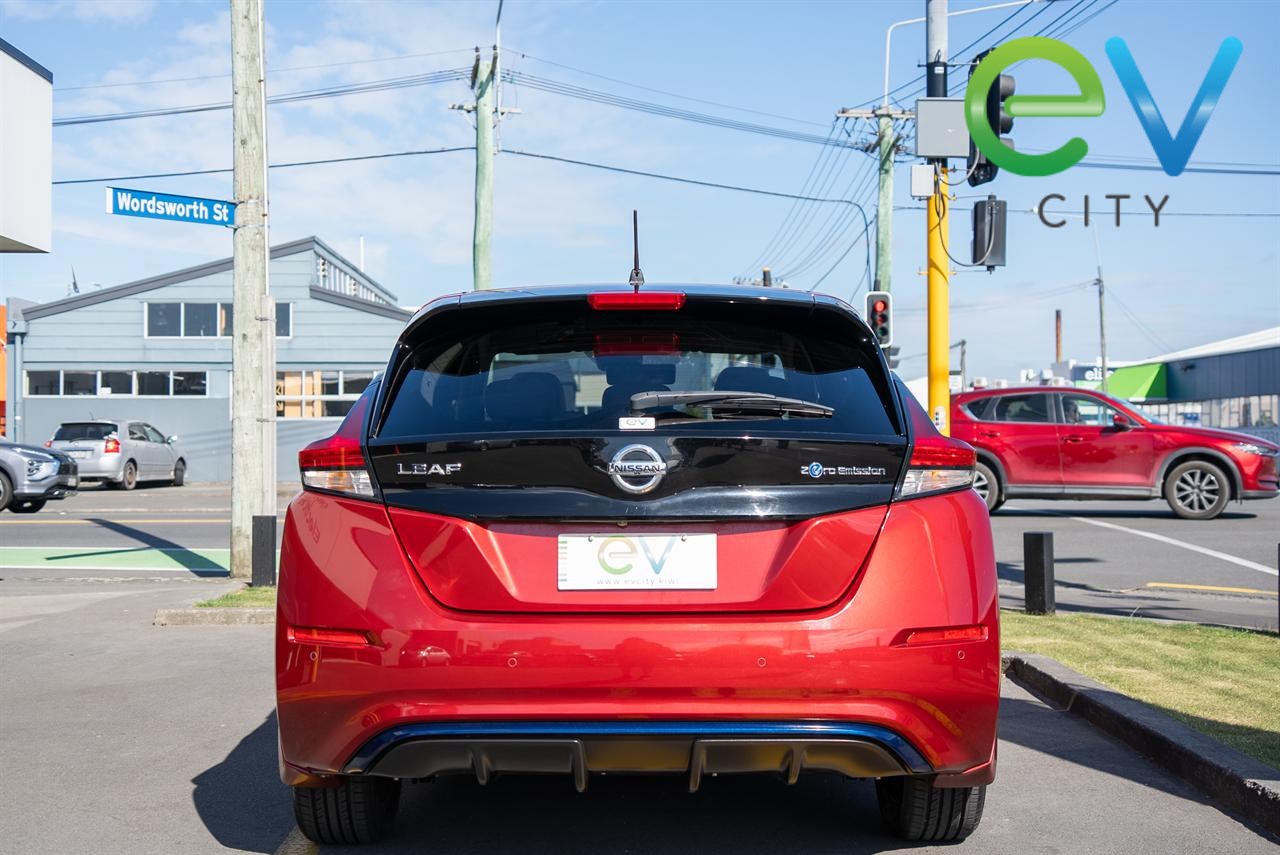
67 458 123 479
277 489 1001 788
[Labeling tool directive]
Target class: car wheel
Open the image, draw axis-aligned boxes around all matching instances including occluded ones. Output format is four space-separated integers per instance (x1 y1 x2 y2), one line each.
876 776 986 842
972 461 1004 513
1164 460 1230 520
118 460 139 491
171 459 186 487
0 471 13 512
9 499 47 514
293 776 400 845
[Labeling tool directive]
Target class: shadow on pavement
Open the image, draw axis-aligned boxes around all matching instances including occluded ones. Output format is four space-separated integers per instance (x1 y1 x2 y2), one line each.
191 712 293 854
87 517 228 576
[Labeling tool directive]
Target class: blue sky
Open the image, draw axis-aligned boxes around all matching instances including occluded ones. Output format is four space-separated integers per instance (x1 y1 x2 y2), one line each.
2 0 1277 381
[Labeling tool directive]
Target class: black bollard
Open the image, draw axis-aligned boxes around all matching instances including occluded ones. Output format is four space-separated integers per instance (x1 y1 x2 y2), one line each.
251 514 277 587
1023 531 1055 615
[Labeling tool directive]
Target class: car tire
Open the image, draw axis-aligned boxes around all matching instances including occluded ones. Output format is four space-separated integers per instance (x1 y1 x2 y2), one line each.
172 460 186 487
1164 459 1230 520
9 499 47 514
293 777 401 845
972 461 1004 513
117 460 139 491
876 776 986 843
0 471 13 512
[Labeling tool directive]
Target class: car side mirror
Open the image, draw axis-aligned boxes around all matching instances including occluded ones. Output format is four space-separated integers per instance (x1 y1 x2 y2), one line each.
166 435 178 444
1112 414 1132 431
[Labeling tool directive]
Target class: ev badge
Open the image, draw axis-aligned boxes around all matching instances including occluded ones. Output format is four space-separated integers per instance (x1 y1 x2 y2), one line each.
607 444 668 494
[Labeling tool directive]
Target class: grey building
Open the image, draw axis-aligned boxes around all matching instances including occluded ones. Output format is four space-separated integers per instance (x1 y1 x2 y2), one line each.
5 237 411 480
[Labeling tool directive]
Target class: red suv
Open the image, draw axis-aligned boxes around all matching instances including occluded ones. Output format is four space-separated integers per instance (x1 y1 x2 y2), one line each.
277 285 999 845
952 387 1279 519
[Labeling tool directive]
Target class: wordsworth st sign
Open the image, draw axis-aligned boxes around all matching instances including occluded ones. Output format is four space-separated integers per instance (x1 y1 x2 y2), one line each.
105 186 235 227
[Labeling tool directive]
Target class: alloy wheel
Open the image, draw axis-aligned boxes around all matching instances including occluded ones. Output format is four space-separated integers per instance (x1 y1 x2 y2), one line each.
1174 468 1220 514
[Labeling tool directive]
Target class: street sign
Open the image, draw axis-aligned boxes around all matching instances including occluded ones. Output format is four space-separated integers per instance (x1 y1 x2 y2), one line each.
105 187 235 227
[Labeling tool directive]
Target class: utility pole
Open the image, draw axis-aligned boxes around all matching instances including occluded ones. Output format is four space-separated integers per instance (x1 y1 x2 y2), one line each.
229 0 275 581
472 48 495 291
1092 221 1108 393
1055 309 1063 364
925 0 951 434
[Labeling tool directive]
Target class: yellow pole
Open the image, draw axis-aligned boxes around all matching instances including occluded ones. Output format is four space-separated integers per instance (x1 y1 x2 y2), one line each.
927 167 950 435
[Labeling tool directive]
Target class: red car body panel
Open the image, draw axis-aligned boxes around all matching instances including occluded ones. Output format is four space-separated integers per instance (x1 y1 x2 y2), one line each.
952 387 1279 499
276 488 1000 783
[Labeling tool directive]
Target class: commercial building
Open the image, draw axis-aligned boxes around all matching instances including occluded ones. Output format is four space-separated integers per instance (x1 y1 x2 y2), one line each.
5 237 412 480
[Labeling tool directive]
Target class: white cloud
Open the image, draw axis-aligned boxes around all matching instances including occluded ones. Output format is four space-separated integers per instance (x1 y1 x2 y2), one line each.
2 0 156 22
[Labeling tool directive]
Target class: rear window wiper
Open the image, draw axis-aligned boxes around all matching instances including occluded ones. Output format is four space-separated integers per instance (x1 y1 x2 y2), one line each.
629 390 833 419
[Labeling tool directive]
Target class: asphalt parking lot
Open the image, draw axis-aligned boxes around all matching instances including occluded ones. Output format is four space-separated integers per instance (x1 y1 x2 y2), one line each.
2 483 1275 629
0 575 1276 855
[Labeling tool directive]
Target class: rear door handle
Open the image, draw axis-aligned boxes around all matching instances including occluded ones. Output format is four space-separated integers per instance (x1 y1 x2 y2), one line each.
979 430 1001 438
1063 435 1085 443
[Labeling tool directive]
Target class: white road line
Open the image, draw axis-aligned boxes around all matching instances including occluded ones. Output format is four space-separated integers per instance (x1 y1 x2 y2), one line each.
274 827 318 855
1063 515 1278 577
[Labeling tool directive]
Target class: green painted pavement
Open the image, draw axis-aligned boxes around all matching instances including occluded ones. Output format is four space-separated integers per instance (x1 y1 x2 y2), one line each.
0 546 231 572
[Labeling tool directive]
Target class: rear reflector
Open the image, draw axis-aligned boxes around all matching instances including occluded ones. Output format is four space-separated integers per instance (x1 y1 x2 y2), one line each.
896 437 975 498
287 626 376 647
902 625 988 645
588 291 686 311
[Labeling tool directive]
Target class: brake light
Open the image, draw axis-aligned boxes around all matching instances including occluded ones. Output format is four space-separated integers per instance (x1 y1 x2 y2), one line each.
588 291 686 311
43 440 52 448
299 394 375 497
897 437 975 498
103 437 120 454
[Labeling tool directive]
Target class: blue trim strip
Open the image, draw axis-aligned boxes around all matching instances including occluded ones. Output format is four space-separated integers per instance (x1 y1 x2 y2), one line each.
344 720 931 775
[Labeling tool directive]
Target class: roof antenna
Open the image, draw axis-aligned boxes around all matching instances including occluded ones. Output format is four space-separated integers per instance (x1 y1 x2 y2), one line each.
628 210 644 292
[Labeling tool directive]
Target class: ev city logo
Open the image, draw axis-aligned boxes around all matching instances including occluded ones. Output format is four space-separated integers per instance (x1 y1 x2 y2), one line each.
596 536 677 576
965 35 1243 228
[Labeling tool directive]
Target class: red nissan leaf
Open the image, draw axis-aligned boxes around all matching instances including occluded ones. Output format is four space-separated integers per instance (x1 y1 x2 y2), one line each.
276 284 999 845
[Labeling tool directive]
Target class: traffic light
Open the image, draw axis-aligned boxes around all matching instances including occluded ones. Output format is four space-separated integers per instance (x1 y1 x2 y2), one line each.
966 49 1015 187
865 290 892 347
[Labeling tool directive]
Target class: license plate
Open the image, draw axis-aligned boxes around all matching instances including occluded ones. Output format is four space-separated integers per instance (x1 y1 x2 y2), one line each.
557 533 717 590
68 450 90 459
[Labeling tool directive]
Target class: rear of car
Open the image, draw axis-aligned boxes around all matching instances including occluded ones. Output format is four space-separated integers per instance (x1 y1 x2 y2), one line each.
0 438 78 513
48 421 125 483
277 285 999 845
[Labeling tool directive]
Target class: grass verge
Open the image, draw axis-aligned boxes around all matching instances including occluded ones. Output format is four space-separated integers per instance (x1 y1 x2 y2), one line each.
1002 610 1280 770
195 586 277 609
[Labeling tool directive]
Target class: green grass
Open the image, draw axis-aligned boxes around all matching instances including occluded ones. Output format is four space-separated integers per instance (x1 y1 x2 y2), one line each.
1002 610 1280 770
195 586 277 609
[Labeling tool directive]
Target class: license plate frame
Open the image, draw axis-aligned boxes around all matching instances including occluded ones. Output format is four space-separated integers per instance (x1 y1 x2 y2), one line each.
557 533 717 591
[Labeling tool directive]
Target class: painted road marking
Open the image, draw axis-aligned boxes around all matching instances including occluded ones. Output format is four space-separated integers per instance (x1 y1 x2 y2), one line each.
1145 582 1277 597
0 518 232 525
274 827 318 855
0 546 230 572
1062 515 1278 577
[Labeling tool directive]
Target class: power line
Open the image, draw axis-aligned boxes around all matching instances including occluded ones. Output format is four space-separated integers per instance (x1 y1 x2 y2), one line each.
52 146 474 185
53 47 477 92
54 68 471 126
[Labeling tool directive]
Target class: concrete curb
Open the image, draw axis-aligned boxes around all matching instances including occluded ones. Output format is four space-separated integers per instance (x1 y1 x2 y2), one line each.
1002 651 1280 838
154 608 274 626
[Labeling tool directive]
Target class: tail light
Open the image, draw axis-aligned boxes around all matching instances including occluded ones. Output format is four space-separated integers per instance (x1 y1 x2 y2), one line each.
299 394 375 498
897 437 975 498
588 291 685 311
43 440 52 448
103 437 121 454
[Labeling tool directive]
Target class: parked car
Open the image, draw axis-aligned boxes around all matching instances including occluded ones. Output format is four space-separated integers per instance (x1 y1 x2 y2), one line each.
0 435 79 513
277 285 999 846
951 387 1279 519
46 420 186 490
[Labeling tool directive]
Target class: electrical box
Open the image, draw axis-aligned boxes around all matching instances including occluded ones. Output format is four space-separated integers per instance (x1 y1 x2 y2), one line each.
914 97 969 159
972 196 1007 269
910 164 934 199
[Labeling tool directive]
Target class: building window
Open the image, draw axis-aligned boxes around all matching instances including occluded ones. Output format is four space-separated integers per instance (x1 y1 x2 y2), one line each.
275 369 374 418
23 370 207 398
144 301 289 337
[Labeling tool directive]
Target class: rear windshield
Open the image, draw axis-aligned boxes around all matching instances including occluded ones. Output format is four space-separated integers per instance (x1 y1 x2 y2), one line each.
378 297 901 440
54 423 117 441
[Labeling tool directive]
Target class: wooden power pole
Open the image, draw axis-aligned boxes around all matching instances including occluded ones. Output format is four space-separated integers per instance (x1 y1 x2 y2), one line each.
230 0 276 581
